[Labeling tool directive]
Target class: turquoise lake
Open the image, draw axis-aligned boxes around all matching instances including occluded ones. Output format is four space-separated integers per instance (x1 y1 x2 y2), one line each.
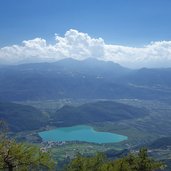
38 125 128 144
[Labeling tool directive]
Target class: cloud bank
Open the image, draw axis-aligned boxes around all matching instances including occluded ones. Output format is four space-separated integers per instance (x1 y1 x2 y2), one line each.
1 29 171 68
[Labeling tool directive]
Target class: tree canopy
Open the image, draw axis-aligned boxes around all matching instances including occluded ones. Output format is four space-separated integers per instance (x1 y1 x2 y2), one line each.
67 148 165 171
0 121 55 171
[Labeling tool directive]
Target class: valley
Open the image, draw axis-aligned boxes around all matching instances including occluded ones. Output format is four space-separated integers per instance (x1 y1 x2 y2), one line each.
1 59 171 170
1 1 171 170
4 98 170 170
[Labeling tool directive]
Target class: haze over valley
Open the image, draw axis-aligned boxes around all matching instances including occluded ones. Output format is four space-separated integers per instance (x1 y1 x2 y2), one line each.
1 0 171 170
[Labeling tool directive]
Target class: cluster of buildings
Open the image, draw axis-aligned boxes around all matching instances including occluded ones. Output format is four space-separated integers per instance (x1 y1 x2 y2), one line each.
40 141 66 152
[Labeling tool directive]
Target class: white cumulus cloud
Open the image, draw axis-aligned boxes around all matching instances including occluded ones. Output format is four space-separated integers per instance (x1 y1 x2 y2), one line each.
0 29 171 68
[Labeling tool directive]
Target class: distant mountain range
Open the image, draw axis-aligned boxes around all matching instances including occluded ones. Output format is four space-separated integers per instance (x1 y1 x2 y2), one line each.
0 58 171 101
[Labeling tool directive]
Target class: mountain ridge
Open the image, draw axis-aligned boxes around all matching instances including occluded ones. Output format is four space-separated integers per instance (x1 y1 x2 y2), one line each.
53 101 148 127
0 58 171 101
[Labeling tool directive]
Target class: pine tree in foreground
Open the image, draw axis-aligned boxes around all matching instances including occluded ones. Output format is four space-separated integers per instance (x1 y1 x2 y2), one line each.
0 121 55 171
67 148 166 171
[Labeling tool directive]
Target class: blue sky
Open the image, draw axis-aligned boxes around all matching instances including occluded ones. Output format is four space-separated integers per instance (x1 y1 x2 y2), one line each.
0 0 171 46
1 0 171 68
